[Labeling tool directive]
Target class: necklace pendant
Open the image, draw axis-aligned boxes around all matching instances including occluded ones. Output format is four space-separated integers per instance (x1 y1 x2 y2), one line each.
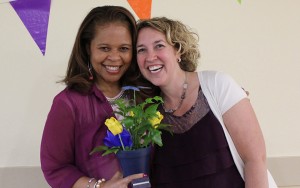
162 71 189 114
163 107 175 113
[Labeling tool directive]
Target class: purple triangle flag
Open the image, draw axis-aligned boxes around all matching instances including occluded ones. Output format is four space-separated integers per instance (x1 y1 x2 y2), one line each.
0 0 16 3
10 0 51 55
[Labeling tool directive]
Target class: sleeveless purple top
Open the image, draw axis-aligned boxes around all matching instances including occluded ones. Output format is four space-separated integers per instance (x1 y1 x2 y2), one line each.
151 89 244 188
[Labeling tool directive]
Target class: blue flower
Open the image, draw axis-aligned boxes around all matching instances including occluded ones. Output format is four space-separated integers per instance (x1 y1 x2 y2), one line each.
122 86 140 91
122 86 152 91
103 129 133 148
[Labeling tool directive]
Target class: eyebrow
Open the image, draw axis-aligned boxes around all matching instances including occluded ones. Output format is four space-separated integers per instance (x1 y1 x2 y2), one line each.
96 43 132 47
137 39 164 48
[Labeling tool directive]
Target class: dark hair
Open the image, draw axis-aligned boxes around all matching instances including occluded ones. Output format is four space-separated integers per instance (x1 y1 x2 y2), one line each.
63 6 140 94
137 17 200 72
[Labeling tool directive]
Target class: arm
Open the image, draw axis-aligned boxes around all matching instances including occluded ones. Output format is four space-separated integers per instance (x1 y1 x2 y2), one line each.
41 94 145 188
41 96 84 188
223 98 268 188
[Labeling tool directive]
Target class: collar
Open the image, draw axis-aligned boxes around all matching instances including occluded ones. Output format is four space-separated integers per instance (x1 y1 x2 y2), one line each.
90 84 107 102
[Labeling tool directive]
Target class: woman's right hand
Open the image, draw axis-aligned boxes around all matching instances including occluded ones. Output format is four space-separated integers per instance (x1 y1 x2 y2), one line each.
102 171 144 188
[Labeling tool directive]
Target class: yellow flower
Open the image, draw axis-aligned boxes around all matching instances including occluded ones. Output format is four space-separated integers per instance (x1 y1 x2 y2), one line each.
149 111 164 128
129 111 134 117
105 117 123 135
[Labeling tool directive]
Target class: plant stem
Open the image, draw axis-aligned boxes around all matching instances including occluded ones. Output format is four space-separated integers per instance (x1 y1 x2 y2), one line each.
133 90 136 106
118 134 126 151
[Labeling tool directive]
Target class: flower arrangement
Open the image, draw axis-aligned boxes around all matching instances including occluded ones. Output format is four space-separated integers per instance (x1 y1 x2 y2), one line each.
91 86 171 156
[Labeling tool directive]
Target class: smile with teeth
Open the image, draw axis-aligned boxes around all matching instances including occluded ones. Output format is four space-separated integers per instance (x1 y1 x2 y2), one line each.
105 65 121 72
148 65 163 72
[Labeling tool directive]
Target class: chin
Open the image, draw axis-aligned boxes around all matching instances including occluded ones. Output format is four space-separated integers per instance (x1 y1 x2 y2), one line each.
148 79 162 87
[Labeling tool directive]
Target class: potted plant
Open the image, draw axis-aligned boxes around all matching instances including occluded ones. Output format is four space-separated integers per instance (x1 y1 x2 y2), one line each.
90 86 171 179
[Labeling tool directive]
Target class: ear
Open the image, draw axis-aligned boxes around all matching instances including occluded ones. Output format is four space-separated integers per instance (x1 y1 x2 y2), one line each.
175 50 181 62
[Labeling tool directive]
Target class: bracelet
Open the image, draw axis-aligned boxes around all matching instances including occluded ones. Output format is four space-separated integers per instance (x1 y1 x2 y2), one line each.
93 178 106 188
86 178 95 188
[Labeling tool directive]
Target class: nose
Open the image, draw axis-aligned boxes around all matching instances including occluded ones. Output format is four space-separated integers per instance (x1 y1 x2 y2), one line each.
107 50 121 61
145 50 157 62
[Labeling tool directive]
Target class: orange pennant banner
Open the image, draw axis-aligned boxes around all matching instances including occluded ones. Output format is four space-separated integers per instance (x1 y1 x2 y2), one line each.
127 0 152 19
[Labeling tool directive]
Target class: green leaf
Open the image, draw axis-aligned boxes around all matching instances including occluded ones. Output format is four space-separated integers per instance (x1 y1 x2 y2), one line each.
141 136 152 147
113 99 127 112
153 96 163 103
157 123 172 130
237 0 242 4
145 97 155 104
102 148 120 156
151 129 163 147
122 117 135 129
145 103 159 115
89 145 108 155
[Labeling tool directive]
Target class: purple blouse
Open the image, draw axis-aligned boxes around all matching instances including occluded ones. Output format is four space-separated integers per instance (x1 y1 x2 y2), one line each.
40 85 120 188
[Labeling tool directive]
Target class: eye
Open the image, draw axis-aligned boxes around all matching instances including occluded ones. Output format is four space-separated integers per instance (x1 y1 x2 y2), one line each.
99 47 110 52
137 47 146 54
120 46 130 52
155 43 165 49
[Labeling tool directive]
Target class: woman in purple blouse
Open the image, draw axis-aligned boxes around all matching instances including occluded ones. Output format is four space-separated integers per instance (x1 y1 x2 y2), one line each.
40 6 155 188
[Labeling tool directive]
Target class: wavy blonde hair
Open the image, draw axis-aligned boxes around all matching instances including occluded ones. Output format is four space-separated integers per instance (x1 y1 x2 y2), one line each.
137 17 200 72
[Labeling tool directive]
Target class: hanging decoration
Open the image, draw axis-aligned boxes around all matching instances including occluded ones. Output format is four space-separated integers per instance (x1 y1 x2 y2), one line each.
10 0 51 55
127 0 152 19
0 1 243 56
0 0 15 3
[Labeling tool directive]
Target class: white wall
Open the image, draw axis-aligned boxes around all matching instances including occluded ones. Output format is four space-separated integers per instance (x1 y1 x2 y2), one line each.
0 0 299 169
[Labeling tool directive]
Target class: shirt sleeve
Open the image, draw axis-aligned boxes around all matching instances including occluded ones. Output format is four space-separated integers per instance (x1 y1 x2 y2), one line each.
213 71 247 115
200 71 247 115
40 94 84 188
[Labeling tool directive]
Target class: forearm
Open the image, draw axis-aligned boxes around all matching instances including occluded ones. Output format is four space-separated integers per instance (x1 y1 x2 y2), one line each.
244 159 268 188
41 165 84 188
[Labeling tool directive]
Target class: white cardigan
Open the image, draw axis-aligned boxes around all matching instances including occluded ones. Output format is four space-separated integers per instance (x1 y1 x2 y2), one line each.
198 71 277 187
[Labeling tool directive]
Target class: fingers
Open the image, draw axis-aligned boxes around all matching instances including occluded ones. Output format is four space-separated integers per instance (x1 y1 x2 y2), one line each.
104 172 145 188
123 173 144 183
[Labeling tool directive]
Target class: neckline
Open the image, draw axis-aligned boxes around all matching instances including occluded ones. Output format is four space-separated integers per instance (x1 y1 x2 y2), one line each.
106 89 125 102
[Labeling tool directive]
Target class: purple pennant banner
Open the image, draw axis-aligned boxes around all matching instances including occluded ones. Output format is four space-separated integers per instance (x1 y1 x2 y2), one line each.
0 0 16 3
10 0 51 55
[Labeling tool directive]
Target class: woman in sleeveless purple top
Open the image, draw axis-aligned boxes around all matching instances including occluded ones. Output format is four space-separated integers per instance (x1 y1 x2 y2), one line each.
136 17 269 187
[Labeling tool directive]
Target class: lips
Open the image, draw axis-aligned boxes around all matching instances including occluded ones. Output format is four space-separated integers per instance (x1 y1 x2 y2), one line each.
148 65 163 73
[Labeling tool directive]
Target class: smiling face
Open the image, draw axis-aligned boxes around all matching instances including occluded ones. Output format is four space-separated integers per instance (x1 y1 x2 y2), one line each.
89 22 132 87
136 27 181 87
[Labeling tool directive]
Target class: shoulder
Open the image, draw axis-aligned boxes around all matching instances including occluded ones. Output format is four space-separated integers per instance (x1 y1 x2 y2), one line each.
198 70 247 114
198 70 232 80
52 87 89 108
198 70 235 88
54 87 80 102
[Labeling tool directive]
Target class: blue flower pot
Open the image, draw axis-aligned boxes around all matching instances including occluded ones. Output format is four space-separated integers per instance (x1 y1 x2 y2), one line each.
116 147 151 177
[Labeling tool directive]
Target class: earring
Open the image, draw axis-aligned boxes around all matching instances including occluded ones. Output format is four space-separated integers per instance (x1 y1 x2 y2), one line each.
177 57 181 63
88 62 93 80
